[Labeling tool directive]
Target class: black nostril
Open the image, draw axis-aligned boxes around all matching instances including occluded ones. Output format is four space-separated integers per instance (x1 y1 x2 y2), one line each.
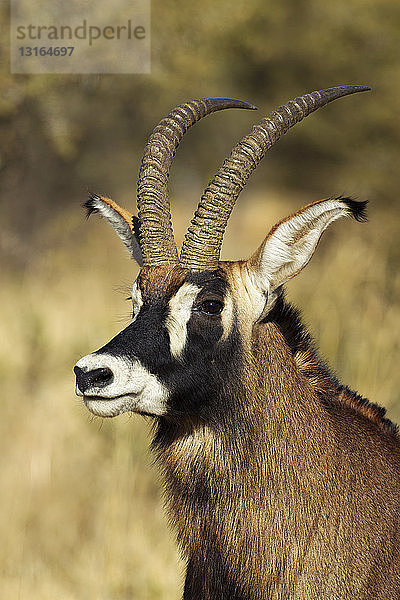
74 365 114 393
92 367 113 386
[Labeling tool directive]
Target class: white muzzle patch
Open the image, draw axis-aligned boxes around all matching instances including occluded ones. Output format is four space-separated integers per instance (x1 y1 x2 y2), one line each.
75 353 168 418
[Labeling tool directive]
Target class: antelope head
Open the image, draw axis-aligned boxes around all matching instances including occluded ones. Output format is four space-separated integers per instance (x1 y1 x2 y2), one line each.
74 86 369 420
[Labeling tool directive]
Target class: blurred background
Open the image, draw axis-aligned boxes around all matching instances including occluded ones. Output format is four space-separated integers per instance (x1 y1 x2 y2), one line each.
1 0 400 598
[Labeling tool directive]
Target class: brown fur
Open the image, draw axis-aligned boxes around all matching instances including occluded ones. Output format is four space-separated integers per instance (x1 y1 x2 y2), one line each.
138 265 188 300
154 261 400 600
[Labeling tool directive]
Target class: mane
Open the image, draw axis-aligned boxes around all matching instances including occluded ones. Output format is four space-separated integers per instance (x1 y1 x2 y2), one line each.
267 294 399 438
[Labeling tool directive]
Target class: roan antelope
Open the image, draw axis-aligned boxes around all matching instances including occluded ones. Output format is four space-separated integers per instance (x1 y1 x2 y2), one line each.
74 86 400 599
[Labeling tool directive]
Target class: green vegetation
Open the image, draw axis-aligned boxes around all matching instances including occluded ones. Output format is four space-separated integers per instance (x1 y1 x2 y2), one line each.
1 0 399 597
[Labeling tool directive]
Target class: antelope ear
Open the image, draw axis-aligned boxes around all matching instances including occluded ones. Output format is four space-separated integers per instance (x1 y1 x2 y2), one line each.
84 194 143 266
247 197 367 296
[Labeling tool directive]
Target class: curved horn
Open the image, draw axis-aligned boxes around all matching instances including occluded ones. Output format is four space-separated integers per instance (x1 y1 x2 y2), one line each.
136 98 257 267
180 85 371 271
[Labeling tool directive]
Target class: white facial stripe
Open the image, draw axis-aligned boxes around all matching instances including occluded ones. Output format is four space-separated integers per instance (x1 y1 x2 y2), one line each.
220 291 234 341
75 352 168 417
165 283 201 359
131 282 143 322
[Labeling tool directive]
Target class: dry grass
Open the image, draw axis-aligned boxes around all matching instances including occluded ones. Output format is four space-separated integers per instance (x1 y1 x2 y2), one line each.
1 192 399 599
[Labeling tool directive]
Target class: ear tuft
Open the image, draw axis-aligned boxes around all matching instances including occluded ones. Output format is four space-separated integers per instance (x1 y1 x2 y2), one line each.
81 193 143 266
83 193 103 219
341 197 368 222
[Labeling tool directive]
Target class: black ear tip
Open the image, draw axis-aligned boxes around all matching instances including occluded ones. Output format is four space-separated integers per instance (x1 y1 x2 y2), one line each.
342 197 368 222
83 193 101 219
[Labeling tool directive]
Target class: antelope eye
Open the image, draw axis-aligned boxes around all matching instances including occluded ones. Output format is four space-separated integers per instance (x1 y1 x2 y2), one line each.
198 299 224 316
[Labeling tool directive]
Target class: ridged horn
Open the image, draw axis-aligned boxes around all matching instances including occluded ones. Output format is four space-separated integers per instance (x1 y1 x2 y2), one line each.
136 98 257 267
179 85 371 271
